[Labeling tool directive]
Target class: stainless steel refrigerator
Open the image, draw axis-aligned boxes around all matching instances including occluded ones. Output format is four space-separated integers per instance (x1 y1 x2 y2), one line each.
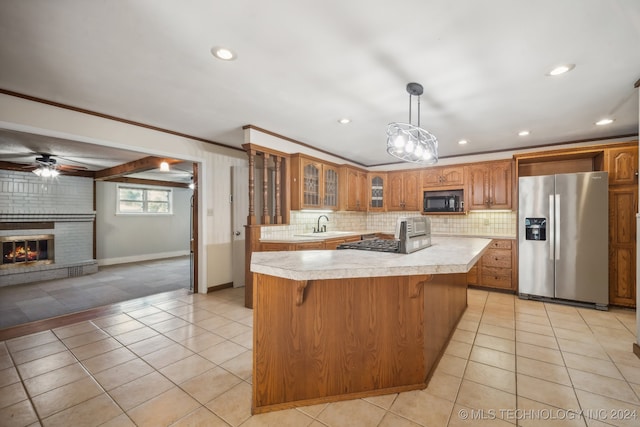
518 171 608 309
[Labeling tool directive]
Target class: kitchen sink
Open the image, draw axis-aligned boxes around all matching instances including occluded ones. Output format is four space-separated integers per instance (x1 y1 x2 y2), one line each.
294 231 357 238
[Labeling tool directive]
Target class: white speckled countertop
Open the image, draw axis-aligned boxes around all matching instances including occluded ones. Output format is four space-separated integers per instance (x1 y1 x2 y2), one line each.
251 236 492 281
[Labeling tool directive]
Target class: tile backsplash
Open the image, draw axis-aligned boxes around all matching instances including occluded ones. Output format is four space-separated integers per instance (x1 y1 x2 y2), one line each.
261 210 516 239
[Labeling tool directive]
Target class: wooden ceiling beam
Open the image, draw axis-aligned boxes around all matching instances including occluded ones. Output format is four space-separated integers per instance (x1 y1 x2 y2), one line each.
102 176 190 188
94 156 182 180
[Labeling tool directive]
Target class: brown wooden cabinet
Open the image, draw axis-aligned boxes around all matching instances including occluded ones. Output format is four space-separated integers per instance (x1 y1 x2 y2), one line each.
368 173 387 211
290 154 339 210
608 184 637 307
607 146 638 186
467 239 516 291
609 187 636 306
466 160 513 210
606 144 637 307
340 166 368 211
421 166 464 188
388 170 420 211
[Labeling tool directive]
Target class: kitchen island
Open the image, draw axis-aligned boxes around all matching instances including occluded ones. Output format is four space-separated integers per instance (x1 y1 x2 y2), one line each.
250 236 492 414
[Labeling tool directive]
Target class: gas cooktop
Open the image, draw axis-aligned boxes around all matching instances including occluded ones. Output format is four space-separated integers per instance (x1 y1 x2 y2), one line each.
337 217 432 254
336 239 400 253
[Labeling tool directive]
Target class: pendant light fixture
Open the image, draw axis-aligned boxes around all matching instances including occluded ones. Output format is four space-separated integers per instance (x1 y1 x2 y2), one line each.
386 82 438 164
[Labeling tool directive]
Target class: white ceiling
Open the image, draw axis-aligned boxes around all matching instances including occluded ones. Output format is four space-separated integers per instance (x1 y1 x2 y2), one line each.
0 0 638 167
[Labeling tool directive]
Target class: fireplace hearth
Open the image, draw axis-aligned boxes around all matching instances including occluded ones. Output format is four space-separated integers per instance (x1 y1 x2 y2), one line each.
1 235 54 268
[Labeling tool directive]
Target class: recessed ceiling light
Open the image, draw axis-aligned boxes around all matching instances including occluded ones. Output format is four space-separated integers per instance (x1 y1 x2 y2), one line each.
338 118 351 124
211 46 237 61
595 118 614 126
458 139 468 145
547 64 575 76
518 130 530 136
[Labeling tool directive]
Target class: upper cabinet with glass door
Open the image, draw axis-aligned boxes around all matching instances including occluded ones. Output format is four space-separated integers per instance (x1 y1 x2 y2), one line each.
323 165 339 209
368 173 387 211
290 154 340 210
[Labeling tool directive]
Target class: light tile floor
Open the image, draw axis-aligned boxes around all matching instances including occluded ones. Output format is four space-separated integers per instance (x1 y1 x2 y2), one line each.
0 287 638 426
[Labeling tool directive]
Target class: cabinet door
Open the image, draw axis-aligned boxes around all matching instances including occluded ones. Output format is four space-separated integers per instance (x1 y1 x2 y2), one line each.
421 168 442 187
323 165 339 209
343 168 367 211
369 174 386 211
388 172 405 211
441 167 464 187
467 264 479 285
609 186 637 307
489 161 512 209
344 168 359 210
357 172 368 211
608 147 638 186
467 162 512 210
467 165 489 209
302 161 322 208
422 166 464 188
403 171 420 210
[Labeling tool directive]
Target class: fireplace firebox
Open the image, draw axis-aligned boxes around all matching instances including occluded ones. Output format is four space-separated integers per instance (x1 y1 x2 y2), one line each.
1 235 54 268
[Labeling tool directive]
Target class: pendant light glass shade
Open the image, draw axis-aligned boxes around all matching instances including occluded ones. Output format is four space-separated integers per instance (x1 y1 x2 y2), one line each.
386 83 438 164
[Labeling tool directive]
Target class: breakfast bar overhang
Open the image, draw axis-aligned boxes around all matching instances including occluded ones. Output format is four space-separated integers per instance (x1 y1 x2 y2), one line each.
250 236 492 414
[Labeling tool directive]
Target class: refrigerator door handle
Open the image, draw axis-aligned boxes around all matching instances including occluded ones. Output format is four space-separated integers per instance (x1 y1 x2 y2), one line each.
549 194 555 261
555 194 561 260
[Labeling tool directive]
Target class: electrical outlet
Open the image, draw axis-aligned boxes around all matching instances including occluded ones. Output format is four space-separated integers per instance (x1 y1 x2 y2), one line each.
207 208 214 216
483 218 490 226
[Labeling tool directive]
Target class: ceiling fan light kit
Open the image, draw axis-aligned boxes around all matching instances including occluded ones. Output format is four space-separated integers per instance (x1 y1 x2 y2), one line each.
386 82 439 165
32 154 60 178
32 166 59 178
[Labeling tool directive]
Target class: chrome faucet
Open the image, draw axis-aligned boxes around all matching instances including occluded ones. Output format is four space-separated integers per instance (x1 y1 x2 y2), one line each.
314 215 329 233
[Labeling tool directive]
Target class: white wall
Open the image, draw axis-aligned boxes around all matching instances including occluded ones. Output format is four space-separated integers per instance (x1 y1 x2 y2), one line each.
95 181 191 265
0 93 248 291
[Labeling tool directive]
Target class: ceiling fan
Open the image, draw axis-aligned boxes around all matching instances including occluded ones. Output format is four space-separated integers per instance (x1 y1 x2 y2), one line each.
31 153 88 177
0 152 89 175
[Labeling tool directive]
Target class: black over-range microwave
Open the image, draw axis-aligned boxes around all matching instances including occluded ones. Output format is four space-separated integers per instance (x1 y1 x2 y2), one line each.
423 189 464 213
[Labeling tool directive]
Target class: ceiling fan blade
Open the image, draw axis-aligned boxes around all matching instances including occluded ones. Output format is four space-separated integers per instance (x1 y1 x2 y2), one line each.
56 155 101 166
0 152 38 160
57 164 88 171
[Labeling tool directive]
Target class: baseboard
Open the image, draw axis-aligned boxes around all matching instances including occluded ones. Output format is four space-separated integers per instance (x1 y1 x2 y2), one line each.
97 251 189 266
207 282 233 293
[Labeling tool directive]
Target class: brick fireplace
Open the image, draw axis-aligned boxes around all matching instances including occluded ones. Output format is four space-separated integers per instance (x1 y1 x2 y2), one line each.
0 171 98 287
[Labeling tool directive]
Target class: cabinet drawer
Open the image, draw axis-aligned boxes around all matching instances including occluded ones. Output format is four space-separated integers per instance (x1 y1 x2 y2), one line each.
296 241 325 250
261 242 292 251
482 249 512 268
489 239 512 249
481 267 512 288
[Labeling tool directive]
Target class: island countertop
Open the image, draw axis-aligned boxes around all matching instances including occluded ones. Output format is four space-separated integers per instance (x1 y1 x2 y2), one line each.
251 236 492 281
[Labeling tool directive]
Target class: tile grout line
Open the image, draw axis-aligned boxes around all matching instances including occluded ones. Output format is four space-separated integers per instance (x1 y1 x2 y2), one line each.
2 340 45 426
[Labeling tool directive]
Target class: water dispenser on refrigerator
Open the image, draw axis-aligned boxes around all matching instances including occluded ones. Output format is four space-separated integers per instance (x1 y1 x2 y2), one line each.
524 218 546 241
